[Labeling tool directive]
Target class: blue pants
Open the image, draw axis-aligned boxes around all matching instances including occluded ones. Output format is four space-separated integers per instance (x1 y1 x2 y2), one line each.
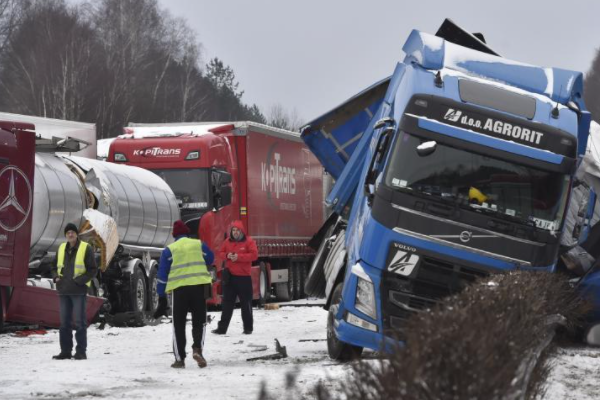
59 294 87 354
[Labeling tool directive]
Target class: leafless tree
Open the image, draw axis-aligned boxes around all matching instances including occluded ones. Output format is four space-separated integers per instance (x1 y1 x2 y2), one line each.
267 103 303 131
0 0 98 120
0 0 267 137
0 0 22 55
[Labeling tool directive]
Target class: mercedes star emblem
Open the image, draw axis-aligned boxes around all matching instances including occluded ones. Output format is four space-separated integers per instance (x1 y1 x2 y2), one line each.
0 166 33 232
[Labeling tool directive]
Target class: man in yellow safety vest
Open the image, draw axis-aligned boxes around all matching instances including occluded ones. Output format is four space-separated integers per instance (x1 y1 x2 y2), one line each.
154 220 214 369
51 223 97 360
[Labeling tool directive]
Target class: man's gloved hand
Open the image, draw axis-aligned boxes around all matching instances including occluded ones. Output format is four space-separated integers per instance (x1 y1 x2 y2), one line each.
153 296 169 319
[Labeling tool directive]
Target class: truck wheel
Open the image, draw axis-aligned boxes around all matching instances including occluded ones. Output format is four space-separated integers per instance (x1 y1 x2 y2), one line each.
258 263 268 307
0 289 4 333
327 283 363 361
305 226 334 298
298 262 307 299
292 262 302 300
130 266 147 314
148 266 159 314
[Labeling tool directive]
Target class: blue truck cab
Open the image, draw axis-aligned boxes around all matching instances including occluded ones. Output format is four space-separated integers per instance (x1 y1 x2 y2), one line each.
301 20 595 359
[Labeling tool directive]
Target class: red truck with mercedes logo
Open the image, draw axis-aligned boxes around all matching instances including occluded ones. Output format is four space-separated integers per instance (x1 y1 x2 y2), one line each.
1 114 185 330
109 121 326 304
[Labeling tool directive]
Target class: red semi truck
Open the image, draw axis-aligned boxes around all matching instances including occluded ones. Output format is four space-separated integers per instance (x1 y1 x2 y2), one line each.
0 121 106 330
109 121 325 304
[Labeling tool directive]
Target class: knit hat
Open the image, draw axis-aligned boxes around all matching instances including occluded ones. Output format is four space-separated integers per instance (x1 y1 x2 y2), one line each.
172 220 190 237
64 223 79 236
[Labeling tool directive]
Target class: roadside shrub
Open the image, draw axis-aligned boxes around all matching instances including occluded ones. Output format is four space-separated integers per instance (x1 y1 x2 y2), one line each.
261 271 588 400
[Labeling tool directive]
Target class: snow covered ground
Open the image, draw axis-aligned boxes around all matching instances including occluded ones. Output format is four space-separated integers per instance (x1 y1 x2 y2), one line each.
542 345 600 400
1 300 600 400
0 300 354 400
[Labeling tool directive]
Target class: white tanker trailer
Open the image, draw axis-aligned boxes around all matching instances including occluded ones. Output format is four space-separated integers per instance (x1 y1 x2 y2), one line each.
28 153 180 324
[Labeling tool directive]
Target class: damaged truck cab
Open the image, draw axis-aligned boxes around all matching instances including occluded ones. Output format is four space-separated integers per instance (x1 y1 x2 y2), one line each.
302 20 595 359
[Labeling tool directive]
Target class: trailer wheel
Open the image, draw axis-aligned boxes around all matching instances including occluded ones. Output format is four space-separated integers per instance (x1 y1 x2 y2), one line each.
327 283 363 361
258 263 268 307
298 262 307 299
290 262 299 300
305 226 335 298
130 266 147 314
0 289 4 333
148 265 159 314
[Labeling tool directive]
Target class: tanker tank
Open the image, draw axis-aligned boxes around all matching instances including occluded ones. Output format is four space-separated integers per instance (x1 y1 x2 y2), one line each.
29 153 179 259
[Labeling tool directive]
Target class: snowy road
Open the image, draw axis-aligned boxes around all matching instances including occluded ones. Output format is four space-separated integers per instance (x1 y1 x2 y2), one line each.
2 301 600 399
0 301 353 400
542 345 600 400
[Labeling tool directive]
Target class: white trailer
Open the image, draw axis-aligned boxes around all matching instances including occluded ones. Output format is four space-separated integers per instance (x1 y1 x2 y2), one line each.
0 112 96 158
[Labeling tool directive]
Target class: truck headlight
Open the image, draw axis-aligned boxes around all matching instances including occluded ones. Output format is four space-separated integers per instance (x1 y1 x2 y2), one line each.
355 277 376 319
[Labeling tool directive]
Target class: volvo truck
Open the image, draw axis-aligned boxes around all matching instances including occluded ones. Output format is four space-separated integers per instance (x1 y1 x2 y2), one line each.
301 20 597 359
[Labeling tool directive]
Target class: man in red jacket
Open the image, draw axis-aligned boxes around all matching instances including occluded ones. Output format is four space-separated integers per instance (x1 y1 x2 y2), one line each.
212 220 258 335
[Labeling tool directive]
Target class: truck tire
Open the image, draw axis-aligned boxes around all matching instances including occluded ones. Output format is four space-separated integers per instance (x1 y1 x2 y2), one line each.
0 289 4 333
292 262 301 300
130 266 147 314
148 265 159 314
298 262 307 299
327 283 363 361
258 263 268 307
305 225 335 298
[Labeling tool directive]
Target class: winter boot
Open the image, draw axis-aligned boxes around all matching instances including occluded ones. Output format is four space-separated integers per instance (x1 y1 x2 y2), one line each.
211 329 226 335
192 346 207 368
52 352 72 360
171 360 185 369
74 352 87 360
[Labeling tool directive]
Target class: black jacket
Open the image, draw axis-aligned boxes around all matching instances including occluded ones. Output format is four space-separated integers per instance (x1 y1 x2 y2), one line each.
51 239 97 295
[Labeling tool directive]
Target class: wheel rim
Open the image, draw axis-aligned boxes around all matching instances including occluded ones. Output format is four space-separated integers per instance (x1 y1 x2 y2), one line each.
136 277 145 312
260 270 267 298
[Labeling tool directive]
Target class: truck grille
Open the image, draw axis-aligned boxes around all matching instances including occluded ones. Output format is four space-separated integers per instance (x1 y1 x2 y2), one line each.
381 255 488 336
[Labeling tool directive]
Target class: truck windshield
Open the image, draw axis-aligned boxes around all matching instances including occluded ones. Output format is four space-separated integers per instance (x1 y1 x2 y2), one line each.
383 132 570 231
150 168 210 210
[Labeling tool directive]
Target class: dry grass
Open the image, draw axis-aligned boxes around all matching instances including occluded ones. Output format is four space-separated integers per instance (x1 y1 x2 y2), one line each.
261 271 589 400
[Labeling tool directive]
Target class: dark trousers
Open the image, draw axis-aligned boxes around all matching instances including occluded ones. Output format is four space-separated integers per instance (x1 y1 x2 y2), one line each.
172 284 208 361
218 275 253 333
59 294 87 354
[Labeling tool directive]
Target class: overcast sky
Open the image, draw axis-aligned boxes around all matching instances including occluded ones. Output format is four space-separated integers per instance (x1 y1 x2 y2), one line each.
161 0 600 123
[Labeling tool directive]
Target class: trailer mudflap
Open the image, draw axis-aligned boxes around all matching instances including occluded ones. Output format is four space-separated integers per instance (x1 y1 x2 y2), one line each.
6 286 104 328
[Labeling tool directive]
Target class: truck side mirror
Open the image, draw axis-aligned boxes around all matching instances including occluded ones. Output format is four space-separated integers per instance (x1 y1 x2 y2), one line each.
220 172 232 185
220 186 232 207
212 169 232 209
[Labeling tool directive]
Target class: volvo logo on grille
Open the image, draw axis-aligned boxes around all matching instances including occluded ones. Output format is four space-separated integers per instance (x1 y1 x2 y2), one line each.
459 231 472 243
